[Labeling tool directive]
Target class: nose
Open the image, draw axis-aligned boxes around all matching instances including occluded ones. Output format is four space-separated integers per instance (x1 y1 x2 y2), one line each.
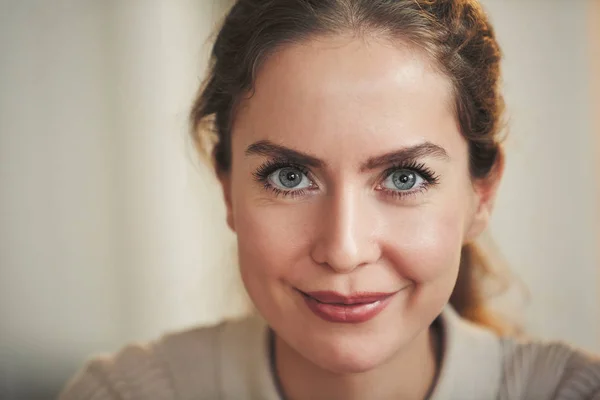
310 188 381 273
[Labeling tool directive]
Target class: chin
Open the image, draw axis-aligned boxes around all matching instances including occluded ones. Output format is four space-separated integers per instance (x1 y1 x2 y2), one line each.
304 335 396 374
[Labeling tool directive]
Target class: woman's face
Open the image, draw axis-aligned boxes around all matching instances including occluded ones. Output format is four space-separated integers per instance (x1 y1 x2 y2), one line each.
222 35 493 373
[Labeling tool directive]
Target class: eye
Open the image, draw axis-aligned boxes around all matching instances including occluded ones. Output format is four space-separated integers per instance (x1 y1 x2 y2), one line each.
268 167 312 190
381 169 424 191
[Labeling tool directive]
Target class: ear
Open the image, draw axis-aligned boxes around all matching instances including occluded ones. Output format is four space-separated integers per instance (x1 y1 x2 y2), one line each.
465 150 505 242
217 171 236 232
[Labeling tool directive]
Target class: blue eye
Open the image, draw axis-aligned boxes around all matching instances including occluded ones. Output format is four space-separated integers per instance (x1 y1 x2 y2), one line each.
268 167 312 190
382 169 424 191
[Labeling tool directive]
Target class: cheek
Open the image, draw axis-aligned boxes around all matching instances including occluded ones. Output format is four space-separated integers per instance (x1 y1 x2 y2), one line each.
386 166 478 284
383 204 466 284
233 198 311 279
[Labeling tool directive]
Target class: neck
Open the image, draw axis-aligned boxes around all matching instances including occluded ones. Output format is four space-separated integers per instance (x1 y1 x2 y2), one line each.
274 323 442 400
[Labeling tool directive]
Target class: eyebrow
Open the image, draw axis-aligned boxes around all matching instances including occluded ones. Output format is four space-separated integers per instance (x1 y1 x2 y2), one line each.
360 142 449 171
245 140 449 170
245 140 325 168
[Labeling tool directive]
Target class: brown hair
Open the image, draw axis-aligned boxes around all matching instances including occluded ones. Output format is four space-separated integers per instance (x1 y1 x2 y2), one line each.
190 0 509 333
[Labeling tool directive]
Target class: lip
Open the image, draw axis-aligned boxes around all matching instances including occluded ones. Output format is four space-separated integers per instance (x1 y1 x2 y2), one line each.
299 290 398 324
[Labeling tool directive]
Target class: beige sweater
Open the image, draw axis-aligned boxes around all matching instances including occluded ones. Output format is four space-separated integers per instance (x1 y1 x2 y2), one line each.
60 307 600 399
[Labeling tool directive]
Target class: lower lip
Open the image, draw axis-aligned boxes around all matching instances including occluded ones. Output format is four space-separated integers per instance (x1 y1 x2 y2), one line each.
301 292 396 324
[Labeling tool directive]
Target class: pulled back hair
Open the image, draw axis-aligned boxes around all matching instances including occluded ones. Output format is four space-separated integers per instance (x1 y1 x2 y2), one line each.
190 0 509 333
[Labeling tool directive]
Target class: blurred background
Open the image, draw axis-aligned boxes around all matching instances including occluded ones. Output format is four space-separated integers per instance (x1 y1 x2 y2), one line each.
0 0 599 398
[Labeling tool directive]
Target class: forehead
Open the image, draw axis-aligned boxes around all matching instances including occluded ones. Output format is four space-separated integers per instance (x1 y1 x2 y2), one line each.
233 35 464 163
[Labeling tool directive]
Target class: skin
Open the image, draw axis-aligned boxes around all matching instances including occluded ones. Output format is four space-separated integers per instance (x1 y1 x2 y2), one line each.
219 34 502 400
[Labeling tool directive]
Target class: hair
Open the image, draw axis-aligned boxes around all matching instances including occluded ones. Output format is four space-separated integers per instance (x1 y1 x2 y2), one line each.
190 0 510 333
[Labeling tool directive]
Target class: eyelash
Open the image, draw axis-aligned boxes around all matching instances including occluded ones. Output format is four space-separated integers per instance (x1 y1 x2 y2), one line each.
377 161 440 200
252 158 440 200
253 159 315 199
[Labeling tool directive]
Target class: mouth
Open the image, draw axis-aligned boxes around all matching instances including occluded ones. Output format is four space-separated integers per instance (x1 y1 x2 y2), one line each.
297 289 400 324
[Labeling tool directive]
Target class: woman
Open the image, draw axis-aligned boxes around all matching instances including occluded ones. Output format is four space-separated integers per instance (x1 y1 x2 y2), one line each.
61 0 600 399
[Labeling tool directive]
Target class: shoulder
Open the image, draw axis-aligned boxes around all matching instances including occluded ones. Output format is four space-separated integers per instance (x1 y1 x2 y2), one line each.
433 307 600 400
499 337 600 399
59 317 259 400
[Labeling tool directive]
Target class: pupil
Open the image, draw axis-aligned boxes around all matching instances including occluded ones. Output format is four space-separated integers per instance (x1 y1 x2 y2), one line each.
392 170 416 190
278 168 302 188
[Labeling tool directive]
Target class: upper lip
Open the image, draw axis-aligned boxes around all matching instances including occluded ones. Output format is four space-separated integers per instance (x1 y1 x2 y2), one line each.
300 290 397 305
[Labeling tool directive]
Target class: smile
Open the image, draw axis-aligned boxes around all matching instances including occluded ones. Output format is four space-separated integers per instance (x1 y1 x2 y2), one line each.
298 289 400 324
